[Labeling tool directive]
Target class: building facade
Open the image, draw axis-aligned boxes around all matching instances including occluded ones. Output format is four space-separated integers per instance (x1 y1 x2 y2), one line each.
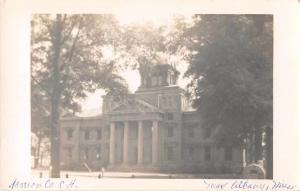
60 64 245 173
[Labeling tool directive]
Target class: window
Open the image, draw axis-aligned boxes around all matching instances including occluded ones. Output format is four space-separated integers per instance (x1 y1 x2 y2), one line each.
152 76 157 86
96 147 101 160
143 78 147 86
129 127 138 139
113 96 121 103
167 146 174 160
145 77 150 87
167 96 172 106
84 130 90 140
161 96 167 104
225 147 233 161
189 146 194 160
171 74 176 85
97 129 102 140
158 76 163 85
67 148 72 159
204 146 211 161
135 126 139 139
167 126 174 137
167 113 174 120
169 73 172 84
84 148 89 160
31 147 36 156
250 169 258 174
188 127 195 138
203 128 211 138
172 75 176 85
66 129 73 140
107 125 110 139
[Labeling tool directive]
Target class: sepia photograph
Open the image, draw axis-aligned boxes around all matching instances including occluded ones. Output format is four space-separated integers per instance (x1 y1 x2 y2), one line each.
30 14 273 180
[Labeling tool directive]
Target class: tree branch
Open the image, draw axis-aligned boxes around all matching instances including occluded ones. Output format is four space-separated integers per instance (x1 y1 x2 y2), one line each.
31 75 52 96
61 15 78 44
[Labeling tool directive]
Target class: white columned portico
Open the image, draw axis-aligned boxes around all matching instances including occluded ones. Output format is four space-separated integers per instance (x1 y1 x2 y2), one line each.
137 121 144 164
109 122 115 164
123 121 129 164
152 120 159 165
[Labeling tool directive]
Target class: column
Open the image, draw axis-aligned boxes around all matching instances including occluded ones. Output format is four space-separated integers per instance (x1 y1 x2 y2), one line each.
242 147 246 167
152 121 159 165
123 121 129 164
109 122 115 165
137 121 144 165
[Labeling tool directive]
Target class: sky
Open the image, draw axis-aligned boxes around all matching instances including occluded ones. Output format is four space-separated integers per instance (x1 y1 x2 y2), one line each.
78 13 192 117
117 12 185 26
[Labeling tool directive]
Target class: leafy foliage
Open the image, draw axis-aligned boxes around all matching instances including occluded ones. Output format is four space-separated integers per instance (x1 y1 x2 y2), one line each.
185 15 273 147
31 14 128 117
31 14 129 177
118 16 190 75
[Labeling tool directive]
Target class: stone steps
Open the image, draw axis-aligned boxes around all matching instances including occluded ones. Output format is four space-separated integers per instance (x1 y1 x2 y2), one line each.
106 165 160 172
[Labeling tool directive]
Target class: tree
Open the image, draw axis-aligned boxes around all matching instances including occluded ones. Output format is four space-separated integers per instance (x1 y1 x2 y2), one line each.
31 14 128 177
31 101 49 168
118 16 190 74
184 15 273 177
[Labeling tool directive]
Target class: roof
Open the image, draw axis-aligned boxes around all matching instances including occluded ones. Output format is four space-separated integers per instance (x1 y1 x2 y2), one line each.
60 114 103 121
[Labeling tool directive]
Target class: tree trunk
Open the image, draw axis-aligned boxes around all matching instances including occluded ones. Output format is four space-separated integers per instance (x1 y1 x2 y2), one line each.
265 126 273 179
50 94 60 177
245 136 251 164
250 131 256 163
254 126 263 162
50 14 63 178
40 151 44 167
34 132 42 168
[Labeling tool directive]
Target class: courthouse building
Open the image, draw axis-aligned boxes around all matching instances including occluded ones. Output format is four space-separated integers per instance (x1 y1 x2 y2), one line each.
60 64 245 173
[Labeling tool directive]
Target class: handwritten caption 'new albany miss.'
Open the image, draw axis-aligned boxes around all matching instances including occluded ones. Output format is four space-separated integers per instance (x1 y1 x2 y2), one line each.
204 179 297 191
8 178 297 190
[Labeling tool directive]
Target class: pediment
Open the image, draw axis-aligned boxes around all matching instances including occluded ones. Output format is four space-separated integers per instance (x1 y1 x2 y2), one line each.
111 97 161 113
